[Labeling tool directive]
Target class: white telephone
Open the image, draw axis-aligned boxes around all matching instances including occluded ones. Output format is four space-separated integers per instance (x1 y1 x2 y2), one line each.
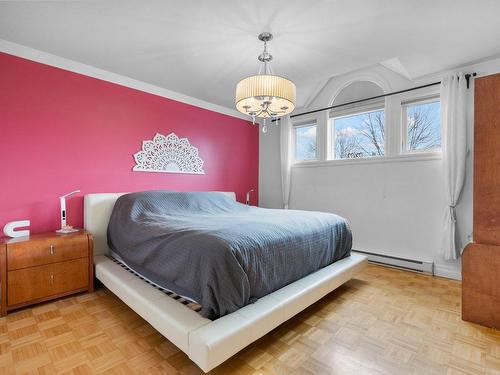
3 220 30 238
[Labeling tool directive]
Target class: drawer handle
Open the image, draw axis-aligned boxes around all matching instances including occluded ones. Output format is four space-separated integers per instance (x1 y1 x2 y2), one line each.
50 245 56 255
50 274 54 285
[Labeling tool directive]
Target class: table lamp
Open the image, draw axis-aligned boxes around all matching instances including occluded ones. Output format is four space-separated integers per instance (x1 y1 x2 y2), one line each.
56 190 80 234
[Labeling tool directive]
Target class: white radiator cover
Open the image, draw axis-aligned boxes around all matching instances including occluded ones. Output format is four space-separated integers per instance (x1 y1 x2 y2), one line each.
352 249 434 274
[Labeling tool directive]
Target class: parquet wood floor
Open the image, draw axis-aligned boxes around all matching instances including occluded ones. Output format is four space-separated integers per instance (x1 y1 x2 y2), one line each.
0 264 499 375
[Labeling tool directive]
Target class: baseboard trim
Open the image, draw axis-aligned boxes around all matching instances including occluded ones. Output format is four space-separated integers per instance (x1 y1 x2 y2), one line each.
353 249 462 280
352 249 433 275
434 264 462 280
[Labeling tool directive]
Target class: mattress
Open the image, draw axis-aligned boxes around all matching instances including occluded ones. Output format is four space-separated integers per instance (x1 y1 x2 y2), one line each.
108 191 352 319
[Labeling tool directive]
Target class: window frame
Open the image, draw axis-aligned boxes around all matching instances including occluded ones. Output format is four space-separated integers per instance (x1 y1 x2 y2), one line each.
292 120 319 163
290 85 442 168
401 94 441 154
329 100 386 161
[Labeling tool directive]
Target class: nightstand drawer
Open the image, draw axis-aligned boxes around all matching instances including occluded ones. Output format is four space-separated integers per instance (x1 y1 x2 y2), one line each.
7 234 88 270
7 258 89 306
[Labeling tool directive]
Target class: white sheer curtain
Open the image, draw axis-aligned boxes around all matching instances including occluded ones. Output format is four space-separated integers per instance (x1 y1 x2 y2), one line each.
441 73 468 260
280 115 292 209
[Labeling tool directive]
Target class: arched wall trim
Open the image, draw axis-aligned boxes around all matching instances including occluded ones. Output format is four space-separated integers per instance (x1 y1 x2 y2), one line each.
327 73 392 107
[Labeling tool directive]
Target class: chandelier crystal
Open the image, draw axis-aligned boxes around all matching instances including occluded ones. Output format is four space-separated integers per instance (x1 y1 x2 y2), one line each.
235 32 296 133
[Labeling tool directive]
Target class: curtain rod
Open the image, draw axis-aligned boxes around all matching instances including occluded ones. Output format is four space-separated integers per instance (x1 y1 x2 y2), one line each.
273 72 476 122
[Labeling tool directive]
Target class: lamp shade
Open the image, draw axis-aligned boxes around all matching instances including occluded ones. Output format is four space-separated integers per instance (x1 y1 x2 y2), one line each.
235 74 296 118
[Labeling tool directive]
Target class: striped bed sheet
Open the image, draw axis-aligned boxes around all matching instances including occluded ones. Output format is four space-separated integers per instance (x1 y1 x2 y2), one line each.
107 254 202 313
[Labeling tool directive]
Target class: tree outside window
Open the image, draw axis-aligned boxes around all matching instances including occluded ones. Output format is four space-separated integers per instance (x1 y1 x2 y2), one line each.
333 109 385 159
295 124 317 161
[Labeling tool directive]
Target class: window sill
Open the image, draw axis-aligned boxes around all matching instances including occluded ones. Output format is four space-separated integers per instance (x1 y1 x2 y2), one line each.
292 152 442 168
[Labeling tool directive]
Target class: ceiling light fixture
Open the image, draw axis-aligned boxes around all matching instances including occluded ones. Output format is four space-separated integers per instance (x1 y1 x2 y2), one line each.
235 32 296 133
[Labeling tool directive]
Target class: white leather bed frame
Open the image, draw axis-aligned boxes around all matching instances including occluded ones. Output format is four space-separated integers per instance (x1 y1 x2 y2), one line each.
84 192 367 373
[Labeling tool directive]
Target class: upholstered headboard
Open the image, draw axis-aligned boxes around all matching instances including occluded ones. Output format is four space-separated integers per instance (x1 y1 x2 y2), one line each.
84 191 237 256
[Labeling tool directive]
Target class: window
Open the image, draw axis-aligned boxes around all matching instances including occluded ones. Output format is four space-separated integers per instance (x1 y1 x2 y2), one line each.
402 97 441 152
289 82 441 166
331 107 385 159
294 123 317 161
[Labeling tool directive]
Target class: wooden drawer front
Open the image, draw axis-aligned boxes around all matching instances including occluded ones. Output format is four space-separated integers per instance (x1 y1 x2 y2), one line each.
8 258 89 306
7 234 88 270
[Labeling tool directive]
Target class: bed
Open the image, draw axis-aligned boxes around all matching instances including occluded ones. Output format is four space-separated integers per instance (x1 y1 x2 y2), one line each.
84 191 367 372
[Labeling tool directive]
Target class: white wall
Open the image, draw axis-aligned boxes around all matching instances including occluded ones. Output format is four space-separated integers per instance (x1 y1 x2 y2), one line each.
259 60 500 280
291 159 446 265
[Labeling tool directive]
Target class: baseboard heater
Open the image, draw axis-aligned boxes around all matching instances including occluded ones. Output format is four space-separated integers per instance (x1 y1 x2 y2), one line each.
352 249 434 275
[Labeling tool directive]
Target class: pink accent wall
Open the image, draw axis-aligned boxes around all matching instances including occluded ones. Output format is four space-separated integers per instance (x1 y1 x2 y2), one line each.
0 52 258 235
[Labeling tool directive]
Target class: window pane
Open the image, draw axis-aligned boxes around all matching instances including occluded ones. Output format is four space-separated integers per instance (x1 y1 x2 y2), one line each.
332 109 385 159
406 100 441 151
295 125 317 161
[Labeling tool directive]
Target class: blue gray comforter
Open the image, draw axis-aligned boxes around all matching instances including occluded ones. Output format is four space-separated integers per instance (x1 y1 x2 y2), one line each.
107 191 352 319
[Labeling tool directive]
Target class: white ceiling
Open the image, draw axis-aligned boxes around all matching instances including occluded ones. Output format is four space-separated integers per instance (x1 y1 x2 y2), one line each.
1 0 499 110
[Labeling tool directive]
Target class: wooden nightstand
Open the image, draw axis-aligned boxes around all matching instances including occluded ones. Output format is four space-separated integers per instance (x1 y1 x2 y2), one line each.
0 231 94 316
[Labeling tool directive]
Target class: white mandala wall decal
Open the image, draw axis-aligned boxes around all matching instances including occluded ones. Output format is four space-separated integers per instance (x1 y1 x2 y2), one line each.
133 133 205 174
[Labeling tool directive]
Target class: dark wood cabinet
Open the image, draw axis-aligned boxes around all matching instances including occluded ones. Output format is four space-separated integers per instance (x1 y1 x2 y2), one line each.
462 73 500 329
